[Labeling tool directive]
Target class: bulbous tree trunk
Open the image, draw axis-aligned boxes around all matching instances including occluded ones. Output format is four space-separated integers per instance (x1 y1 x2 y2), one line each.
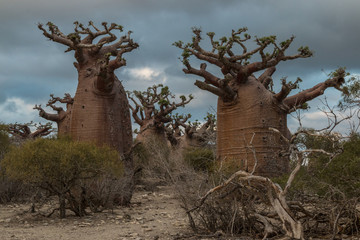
136 125 167 146
217 78 289 176
70 68 132 154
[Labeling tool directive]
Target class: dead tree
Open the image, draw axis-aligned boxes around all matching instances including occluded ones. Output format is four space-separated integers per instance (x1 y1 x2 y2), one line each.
7 122 53 140
34 93 73 136
127 84 193 144
38 21 138 205
174 27 347 177
166 113 216 149
186 123 349 239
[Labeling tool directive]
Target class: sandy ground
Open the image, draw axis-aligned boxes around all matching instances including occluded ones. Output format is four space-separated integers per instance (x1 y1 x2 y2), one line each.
0 185 193 240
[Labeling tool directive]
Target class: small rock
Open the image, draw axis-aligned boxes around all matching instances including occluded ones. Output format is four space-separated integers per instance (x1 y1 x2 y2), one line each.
214 230 225 237
123 214 131 221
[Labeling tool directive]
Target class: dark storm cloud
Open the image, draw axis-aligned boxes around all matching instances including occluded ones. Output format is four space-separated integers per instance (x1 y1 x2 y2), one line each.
0 0 359 126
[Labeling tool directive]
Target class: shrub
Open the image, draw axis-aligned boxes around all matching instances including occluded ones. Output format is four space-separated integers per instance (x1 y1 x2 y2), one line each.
274 133 360 199
0 123 29 203
1 137 123 218
183 147 215 172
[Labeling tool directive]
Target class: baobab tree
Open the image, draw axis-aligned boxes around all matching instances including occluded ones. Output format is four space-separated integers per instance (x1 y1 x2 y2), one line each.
127 84 193 144
7 122 53 140
166 113 216 149
38 21 138 204
175 27 346 177
38 21 138 155
34 93 73 136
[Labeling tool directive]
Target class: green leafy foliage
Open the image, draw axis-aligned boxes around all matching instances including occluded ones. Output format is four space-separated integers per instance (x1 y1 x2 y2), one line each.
1 137 122 217
2 137 122 184
339 74 360 109
297 46 313 56
276 132 360 199
317 134 360 197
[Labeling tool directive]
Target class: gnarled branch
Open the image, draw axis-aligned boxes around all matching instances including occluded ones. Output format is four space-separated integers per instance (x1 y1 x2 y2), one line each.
128 84 193 134
175 27 313 102
283 68 346 112
7 122 53 139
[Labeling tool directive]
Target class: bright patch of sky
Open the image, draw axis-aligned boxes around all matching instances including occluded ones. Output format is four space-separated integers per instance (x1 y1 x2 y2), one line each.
0 98 38 124
126 67 161 81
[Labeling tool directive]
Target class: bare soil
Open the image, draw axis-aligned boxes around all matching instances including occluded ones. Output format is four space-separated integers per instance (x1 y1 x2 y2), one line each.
0 185 194 240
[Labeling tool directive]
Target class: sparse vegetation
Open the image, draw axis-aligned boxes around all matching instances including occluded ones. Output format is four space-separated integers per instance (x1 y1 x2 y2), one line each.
183 147 215 172
1 137 123 218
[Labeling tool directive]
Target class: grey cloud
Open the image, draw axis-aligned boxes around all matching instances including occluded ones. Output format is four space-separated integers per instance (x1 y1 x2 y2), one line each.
0 0 359 125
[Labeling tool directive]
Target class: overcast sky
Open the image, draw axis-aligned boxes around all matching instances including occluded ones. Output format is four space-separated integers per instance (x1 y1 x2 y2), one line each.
0 0 359 133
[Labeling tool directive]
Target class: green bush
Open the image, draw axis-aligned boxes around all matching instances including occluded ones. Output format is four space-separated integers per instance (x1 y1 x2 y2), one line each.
274 133 360 199
0 123 10 159
1 137 122 217
183 147 215 172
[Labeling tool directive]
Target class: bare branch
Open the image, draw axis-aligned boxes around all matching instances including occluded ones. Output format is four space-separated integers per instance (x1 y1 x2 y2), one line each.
128 85 193 134
34 104 61 122
7 122 53 139
274 77 302 102
175 27 313 102
284 68 346 112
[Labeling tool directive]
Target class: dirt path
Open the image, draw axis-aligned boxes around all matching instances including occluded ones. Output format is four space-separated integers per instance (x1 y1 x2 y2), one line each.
0 186 192 240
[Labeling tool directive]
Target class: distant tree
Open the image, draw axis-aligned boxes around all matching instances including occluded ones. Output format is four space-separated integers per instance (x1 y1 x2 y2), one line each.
34 93 73 136
6 122 53 141
127 84 193 144
166 113 216 149
1 137 122 218
175 27 347 177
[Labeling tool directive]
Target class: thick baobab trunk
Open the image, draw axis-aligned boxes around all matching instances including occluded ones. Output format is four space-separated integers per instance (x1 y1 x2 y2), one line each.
177 135 207 150
70 68 132 154
135 123 168 148
217 78 290 177
70 68 134 205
